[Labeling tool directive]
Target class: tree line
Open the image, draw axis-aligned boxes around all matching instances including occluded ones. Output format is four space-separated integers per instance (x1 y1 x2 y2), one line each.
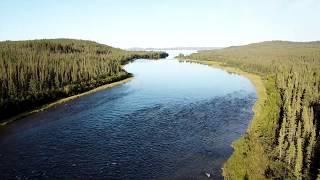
184 41 320 179
0 39 168 121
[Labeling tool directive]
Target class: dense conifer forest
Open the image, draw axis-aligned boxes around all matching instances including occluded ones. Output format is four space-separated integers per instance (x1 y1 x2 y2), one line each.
183 41 320 179
0 39 168 121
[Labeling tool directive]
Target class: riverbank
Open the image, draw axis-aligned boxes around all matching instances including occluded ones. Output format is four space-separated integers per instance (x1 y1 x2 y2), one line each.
180 40 320 179
0 77 133 126
0 39 169 121
179 58 268 178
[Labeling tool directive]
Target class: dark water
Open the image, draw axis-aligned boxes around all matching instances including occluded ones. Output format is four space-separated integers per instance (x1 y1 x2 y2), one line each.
0 50 256 179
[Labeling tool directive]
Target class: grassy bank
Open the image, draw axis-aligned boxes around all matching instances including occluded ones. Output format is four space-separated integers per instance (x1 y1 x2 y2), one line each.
179 59 270 178
182 41 320 179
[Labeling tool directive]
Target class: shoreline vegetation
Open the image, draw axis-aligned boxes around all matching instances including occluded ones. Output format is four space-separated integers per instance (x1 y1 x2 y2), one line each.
180 41 320 179
0 39 168 124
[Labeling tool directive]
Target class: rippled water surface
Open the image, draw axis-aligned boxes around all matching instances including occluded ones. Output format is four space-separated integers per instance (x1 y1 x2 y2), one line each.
0 50 256 179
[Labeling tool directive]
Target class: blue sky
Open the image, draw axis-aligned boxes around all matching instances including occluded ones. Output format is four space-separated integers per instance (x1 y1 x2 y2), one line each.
1 0 320 48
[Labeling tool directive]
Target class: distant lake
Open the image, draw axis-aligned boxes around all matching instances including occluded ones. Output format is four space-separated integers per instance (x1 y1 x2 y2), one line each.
0 50 256 179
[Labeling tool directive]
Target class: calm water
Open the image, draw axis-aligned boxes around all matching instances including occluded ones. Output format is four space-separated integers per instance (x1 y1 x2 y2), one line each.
0 50 256 179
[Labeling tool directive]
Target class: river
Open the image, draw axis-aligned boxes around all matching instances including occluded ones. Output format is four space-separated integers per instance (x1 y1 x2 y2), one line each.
0 50 256 179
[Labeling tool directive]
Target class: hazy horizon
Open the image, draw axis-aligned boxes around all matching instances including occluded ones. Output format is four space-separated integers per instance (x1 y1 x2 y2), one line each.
1 38 319 49
1 0 320 48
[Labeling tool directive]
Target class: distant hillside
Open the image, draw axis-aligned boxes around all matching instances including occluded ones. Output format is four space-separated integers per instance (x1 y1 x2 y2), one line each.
0 39 168 121
184 41 320 179
128 47 221 51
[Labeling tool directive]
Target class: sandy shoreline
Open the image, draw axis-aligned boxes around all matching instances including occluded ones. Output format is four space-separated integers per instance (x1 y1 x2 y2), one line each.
0 77 133 126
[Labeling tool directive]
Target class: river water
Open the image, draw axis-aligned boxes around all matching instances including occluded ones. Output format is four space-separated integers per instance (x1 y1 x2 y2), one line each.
0 50 256 179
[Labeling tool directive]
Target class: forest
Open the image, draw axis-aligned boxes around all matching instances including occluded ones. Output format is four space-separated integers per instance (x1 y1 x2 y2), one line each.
0 39 168 121
183 41 320 179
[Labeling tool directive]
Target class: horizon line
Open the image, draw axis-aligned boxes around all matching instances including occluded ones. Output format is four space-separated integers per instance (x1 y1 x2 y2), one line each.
1 38 320 49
